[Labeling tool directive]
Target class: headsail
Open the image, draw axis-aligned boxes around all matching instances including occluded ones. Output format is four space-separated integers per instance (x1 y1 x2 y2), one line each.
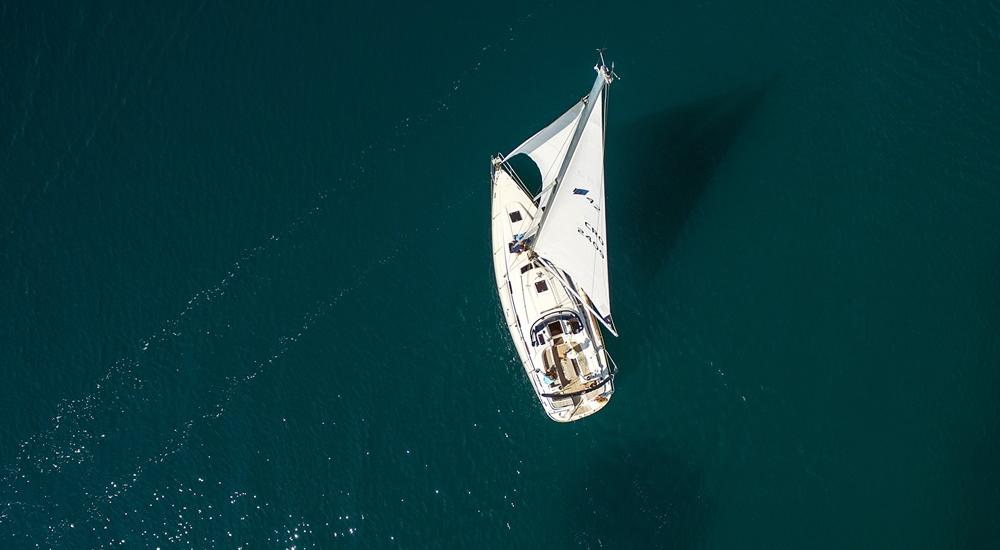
504 100 584 206
532 65 616 334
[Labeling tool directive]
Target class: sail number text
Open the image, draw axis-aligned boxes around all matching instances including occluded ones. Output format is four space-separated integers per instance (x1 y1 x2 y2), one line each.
577 221 605 258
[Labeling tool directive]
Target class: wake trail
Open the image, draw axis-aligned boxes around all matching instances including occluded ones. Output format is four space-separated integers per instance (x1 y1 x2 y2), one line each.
0 7 540 543
66 182 476 546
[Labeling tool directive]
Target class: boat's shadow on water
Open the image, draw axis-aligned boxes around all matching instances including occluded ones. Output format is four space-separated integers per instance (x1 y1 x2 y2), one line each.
568 438 711 549
616 77 777 286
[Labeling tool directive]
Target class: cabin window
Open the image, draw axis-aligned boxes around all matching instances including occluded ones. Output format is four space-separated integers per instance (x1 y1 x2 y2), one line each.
535 281 548 293
520 263 533 274
508 211 523 222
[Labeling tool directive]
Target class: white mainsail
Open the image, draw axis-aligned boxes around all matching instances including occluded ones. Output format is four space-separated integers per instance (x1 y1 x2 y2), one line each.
504 63 616 334
505 100 584 206
532 80 615 333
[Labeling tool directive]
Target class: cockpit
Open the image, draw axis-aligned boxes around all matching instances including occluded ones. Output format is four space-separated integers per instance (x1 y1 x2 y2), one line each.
530 311 584 347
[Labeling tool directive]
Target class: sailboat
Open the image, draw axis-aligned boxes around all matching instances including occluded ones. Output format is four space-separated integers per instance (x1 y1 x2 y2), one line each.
491 54 619 422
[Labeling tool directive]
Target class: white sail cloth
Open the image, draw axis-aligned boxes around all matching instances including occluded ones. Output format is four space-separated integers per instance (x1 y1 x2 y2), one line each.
531 88 612 327
503 66 615 333
505 100 584 206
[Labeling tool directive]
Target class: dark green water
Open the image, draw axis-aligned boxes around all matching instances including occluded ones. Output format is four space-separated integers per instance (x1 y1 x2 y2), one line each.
2 1 999 548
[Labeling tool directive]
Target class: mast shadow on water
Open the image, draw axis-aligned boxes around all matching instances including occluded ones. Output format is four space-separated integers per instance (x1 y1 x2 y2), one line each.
616 76 779 288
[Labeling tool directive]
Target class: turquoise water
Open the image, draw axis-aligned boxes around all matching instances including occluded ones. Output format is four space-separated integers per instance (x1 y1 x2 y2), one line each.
2 1 999 547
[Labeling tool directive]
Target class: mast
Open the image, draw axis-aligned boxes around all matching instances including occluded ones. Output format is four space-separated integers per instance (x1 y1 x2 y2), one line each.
530 61 614 244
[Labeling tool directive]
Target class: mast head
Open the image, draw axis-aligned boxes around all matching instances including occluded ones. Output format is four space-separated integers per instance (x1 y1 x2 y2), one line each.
595 49 619 83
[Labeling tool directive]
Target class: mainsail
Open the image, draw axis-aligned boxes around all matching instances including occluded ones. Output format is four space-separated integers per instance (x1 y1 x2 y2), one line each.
506 64 616 334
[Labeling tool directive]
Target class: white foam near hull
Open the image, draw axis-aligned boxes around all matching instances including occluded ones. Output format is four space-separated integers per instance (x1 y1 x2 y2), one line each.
491 162 614 422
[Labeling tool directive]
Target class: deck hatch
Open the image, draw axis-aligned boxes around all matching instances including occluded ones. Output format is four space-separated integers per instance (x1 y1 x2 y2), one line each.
509 210 523 222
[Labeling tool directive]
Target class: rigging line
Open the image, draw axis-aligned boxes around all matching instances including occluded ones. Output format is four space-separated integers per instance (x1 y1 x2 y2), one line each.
604 349 619 375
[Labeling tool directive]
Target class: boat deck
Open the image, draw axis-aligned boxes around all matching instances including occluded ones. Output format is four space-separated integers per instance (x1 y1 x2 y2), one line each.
491 161 614 422
541 338 595 393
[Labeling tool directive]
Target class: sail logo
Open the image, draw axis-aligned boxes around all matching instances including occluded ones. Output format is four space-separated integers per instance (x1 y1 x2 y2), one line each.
577 221 606 258
571 187 601 212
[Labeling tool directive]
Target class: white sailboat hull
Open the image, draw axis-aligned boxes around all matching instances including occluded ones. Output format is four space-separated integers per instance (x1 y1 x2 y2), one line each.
490 161 614 422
